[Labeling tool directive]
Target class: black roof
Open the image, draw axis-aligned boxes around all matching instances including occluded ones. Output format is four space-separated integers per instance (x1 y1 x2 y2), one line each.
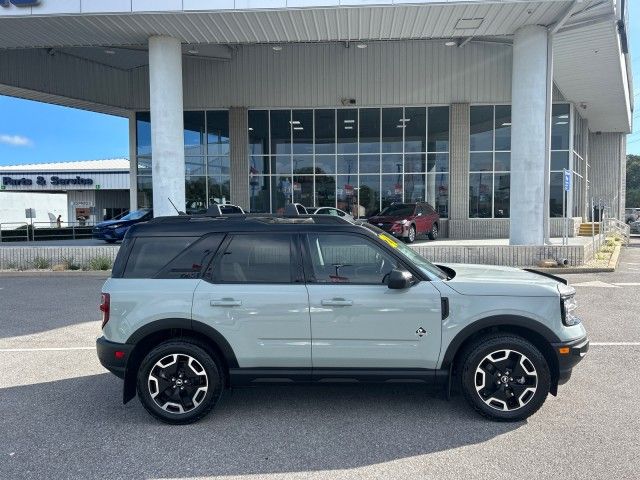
126 214 371 237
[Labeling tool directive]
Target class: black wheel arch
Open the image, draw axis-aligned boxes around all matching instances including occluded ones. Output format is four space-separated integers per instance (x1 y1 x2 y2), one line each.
122 318 238 404
441 315 562 395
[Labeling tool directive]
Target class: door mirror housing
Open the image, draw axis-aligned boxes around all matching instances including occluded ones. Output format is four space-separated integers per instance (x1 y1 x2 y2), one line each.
387 269 414 289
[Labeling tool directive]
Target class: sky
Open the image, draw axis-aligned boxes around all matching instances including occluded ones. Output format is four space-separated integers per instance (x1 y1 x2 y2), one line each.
0 6 638 165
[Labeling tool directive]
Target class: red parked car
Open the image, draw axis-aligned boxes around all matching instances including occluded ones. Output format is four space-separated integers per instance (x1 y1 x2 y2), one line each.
367 202 440 243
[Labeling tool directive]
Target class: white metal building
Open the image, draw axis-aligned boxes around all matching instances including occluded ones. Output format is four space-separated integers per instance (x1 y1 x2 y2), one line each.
0 159 131 224
0 0 632 244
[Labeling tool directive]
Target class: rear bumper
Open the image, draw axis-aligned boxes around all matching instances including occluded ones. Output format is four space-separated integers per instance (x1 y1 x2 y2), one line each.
96 336 133 379
552 335 589 384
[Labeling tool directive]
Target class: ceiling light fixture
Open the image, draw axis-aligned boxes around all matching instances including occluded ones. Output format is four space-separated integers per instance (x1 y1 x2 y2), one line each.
293 127 304 130
104 49 115 55
272 45 282 52
343 119 355 124
356 43 367 49
290 120 301 125
344 126 353 130
445 41 457 47
187 49 199 55
455 17 484 30
501 122 512 126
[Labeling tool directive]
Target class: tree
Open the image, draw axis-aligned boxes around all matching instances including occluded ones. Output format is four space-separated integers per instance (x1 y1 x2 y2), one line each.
627 155 640 207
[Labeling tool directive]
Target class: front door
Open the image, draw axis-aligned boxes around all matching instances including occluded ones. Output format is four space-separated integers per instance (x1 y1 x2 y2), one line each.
303 232 442 369
192 233 311 369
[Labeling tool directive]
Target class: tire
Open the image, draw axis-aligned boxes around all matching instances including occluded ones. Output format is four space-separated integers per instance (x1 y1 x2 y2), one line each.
136 340 224 424
428 223 438 240
459 334 551 422
405 225 416 243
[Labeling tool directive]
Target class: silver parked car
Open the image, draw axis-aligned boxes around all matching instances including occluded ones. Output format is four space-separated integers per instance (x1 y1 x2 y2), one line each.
97 213 588 424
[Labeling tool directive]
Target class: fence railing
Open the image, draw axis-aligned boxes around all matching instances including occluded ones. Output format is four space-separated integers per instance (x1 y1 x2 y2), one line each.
602 217 630 245
0 221 94 242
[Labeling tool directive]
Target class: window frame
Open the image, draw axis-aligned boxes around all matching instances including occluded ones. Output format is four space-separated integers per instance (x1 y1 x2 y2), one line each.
208 232 301 285
121 235 199 279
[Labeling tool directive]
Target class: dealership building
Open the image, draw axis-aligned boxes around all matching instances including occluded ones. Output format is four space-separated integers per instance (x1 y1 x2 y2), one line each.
0 0 632 245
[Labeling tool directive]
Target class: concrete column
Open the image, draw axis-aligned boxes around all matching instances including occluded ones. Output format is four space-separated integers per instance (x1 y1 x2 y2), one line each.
448 103 470 221
229 107 249 210
127 111 138 211
148 35 185 217
509 25 551 245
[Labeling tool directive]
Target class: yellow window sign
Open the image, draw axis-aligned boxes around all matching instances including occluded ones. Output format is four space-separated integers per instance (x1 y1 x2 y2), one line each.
378 233 399 248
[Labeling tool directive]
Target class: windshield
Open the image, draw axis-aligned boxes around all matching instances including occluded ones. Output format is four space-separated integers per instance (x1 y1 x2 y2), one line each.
119 209 151 221
361 224 448 280
379 204 415 217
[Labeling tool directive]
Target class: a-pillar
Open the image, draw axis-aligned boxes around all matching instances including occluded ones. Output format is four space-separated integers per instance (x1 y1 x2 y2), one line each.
509 25 552 245
148 35 185 217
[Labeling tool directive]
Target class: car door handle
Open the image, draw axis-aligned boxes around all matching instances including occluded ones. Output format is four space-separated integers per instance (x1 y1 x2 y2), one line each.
321 298 353 307
210 298 242 307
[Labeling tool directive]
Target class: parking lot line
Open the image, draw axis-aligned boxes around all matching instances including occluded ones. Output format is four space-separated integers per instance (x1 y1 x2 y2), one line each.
0 346 95 352
589 342 640 346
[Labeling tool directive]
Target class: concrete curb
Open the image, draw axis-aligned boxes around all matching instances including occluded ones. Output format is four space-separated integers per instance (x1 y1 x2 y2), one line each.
608 244 622 269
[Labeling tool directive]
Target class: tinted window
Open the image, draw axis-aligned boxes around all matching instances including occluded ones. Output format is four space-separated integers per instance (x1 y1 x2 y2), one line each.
158 234 224 279
216 234 293 283
123 237 198 278
379 204 415 216
306 233 398 284
220 205 242 214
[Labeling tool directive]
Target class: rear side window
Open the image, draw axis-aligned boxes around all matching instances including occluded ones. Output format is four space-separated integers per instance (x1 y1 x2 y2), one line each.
157 234 225 279
123 237 197 278
213 234 293 283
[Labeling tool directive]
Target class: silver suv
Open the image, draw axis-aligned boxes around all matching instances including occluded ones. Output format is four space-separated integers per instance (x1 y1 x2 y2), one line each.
96 213 588 424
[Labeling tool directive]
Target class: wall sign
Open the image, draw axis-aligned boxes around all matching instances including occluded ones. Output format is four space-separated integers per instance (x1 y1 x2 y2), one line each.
2 175 94 187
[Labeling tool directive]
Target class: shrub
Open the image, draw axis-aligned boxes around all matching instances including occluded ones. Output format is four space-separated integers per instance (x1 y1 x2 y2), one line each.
62 256 81 271
87 256 112 271
32 256 51 269
600 245 615 254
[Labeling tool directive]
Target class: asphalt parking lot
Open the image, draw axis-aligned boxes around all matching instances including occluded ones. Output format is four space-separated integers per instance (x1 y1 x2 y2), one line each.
1 240 639 479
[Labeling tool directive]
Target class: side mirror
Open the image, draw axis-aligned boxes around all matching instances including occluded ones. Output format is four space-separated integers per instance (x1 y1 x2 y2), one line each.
387 269 414 289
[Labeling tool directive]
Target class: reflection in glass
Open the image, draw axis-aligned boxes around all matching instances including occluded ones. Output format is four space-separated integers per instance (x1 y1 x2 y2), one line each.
551 104 570 150
249 155 269 175
337 155 357 175
382 108 403 153
185 157 205 176
405 153 425 173
428 173 449 218
470 152 493 171
207 156 230 176
358 108 380 153
494 105 511 151
292 110 313 154
337 109 358 154
381 175 403 210
359 175 381 217
494 173 510 218
136 112 152 156
248 110 269 155
208 175 230 206
293 175 313 205
184 111 205 156
185 176 207 214
494 152 510 172
427 153 449 173
382 154 403 174
428 106 449 152
293 155 313 174
136 176 153 208
337 175 358 216
207 110 229 155
359 154 380 174
550 171 563 217
315 175 336 207
272 176 292 214
405 107 427 153
469 172 492 218
249 175 270 213
272 155 292 175
551 150 569 171
404 174 425 202
137 156 152 175
315 155 335 175
315 109 335 154
470 106 493 151
270 110 291 155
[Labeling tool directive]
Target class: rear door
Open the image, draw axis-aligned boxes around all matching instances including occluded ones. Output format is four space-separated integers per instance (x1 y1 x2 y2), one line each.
303 232 442 369
191 232 311 368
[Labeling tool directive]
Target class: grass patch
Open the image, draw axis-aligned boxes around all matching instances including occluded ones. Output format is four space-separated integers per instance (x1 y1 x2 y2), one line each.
32 256 51 269
62 256 81 271
87 256 112 271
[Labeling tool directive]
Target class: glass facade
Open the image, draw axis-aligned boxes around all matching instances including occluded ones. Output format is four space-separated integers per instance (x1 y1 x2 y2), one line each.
248 107 449 217
469 105 511 218
549 104 572 218
135 110 230 213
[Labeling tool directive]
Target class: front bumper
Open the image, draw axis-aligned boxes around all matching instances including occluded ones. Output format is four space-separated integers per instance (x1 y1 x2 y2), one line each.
96 336 133 379
552 335 589 384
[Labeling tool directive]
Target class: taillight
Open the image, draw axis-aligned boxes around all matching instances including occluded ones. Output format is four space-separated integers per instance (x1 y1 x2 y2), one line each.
100 293 110 328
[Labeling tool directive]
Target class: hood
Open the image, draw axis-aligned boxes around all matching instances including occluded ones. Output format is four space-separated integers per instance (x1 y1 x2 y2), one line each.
439 263 562 297
369 215 410 223
95 219 133 228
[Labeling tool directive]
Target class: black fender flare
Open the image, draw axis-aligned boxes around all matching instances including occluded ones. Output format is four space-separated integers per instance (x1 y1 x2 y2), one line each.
439 314 561 369
122 318 239 403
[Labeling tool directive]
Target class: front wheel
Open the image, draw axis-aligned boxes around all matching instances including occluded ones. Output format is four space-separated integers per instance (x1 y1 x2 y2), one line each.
460 335 551 421
428 223 438 240
405 225 416 243
136 340 224 424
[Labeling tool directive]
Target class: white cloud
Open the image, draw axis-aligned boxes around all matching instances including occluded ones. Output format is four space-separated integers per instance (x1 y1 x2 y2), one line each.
0 134 33 147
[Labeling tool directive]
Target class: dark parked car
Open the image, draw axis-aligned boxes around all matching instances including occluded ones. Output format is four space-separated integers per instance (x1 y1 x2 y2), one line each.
92 209 153 243
368 202 439 243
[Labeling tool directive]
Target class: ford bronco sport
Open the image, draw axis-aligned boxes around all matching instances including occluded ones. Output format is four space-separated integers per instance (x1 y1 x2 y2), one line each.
97 212 588 424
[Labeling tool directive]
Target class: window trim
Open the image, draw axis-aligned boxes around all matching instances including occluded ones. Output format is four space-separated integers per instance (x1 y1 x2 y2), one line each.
208 232 299 285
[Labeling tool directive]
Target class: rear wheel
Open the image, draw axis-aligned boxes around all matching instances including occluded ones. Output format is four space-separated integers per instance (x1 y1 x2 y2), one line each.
460 335 550 421
136 340 224 424
428 223 438 240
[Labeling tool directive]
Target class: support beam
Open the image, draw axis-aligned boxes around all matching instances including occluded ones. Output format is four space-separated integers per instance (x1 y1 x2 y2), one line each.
509 25 551 245
148 35 185 217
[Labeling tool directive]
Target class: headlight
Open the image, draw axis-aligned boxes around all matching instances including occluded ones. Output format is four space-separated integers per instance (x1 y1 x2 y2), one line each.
107 223 124 229
559 283 580 326
395 219 410 226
